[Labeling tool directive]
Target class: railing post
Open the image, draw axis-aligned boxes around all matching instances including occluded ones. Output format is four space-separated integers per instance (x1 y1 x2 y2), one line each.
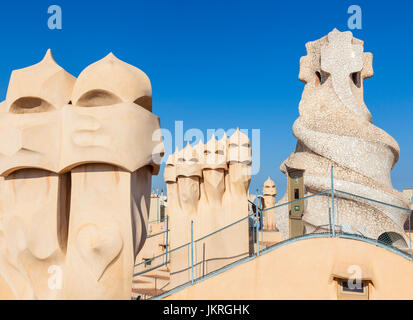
132 274 135 300
328 207 332 236
409 212 412 258
157 196 159 222
336 193 339 233
331 165 336 237
165 215 169 265
256 204 260 256
191 220 194 284
260 207 264 250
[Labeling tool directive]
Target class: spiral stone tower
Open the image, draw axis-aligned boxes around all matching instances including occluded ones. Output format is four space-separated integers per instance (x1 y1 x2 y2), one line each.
276 29 412 247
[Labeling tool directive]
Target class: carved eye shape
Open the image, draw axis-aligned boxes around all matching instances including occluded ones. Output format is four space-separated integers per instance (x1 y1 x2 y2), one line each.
351 72 361 88
9 97 55 114
216 150 224 155
315 71 321 85
229 143 238 148
134 96 152 112
315 71 329 86
188 158 198 164
76 89 122 107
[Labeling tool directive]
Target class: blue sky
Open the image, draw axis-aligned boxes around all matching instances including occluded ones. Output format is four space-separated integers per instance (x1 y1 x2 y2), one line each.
0 0 411 198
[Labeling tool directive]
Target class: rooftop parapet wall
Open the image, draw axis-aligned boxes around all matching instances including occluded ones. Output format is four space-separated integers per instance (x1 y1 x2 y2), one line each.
163 236 413 300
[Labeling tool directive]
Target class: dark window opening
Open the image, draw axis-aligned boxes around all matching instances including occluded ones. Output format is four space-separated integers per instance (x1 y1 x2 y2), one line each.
404 212 413 231
315 71 321 86
294 188 300 200
351 72 361 88
341 280 365 293
315 71 329 86
143 259 152 267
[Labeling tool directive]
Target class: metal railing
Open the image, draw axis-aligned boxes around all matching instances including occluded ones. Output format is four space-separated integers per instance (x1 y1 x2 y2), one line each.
132 166 413 300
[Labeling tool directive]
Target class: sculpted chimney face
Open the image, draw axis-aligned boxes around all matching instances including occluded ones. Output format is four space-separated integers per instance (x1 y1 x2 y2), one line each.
262 177 277 230
263 177 277 197
228 129 252 195
164 152 180 216
165 132 252 288
164 152 177 185
176 143 202 215
298 29 374 122
203 135 227 205
0 50 164 299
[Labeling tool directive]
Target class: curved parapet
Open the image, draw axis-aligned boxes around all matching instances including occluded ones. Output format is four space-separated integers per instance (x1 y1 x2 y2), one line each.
162 236 413 300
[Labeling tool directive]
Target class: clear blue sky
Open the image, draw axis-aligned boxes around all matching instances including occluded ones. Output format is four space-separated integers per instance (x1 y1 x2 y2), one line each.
0 0 411 198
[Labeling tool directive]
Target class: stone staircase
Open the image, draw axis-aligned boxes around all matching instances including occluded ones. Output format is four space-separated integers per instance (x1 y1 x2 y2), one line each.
132 220 171 299
132 266 171 299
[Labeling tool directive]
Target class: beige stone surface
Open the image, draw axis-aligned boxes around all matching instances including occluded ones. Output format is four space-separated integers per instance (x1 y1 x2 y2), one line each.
133 219 170 298
403 189 413 203
0 50 163 299
276 29 412 246
0 52 162 176
6 50 75 114
164 237 413 300
164 130 252 289
262 177 277 230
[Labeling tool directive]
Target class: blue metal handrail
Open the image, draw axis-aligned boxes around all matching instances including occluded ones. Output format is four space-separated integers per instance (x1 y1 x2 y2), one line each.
261 189 332 212
146 229 169 239
335 189 412 212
